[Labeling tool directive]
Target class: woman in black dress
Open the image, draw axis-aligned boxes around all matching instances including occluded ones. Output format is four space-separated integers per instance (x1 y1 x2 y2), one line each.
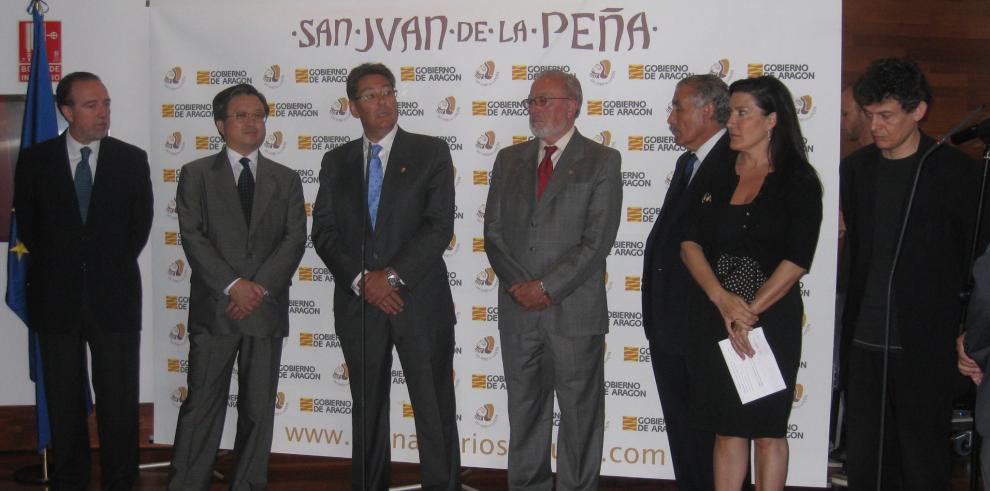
681 76 823 490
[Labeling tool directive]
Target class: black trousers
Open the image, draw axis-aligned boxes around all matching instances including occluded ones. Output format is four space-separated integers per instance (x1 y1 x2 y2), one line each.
38 301 140 491
845 346 952 490
337 315 460 491
648 340 715 491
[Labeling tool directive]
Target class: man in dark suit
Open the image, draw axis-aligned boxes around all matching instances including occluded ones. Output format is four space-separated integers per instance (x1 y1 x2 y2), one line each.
13 71 153 490
168 84 306 490
484 70 622 490
641 74 732 491
311 63 459 490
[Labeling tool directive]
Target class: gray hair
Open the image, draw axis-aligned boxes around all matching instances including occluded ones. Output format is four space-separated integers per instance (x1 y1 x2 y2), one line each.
535 69 582 117
677 74 730 125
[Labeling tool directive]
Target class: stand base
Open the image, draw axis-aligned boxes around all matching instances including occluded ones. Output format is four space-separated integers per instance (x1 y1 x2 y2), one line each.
12 464 48 485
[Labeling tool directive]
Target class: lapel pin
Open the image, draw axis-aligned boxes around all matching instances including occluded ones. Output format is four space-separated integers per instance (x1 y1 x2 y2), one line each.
400 166 407 173
702 193 712 203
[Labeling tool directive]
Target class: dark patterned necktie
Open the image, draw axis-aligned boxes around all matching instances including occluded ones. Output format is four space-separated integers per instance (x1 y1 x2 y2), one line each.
537 145 557 198
75 147 93 223
238 157 255 224
682 153 699 192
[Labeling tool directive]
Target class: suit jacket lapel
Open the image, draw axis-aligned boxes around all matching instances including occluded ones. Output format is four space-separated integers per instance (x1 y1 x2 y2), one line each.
690 133 731 193
250 154 277 235
511 139 539 219
538 130 585 207
375 128 407 231
210 149 249 236
343 138 373 234
655 151 691 233
53 133 83 227
87 137 115 224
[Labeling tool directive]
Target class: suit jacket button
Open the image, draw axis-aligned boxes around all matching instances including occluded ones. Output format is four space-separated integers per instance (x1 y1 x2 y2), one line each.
530 221 537 227
529 246 536 251
80 262 87 272
246 253 254 259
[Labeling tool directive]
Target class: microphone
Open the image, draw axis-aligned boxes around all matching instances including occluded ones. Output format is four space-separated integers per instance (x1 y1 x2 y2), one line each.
951 118 990 145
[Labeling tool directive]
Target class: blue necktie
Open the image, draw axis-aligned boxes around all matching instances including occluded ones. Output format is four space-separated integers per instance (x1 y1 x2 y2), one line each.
367 144 384 229
75 147 93 223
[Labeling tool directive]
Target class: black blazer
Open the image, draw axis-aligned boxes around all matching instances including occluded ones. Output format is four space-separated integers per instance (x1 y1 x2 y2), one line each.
841 134 987 389
311 127 456 334
14 132 153 333
642 133 734 353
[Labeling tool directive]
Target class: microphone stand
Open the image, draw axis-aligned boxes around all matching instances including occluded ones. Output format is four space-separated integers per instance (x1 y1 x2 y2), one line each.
876 107 987 491
967 140 990 491
361 141 371 491
358 138 477 491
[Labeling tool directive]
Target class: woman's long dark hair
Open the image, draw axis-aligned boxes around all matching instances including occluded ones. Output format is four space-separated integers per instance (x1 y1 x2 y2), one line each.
729 76 818 185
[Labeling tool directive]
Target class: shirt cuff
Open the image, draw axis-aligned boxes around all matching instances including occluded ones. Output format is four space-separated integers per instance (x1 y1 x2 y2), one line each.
351 271 368 295
223 278 241 296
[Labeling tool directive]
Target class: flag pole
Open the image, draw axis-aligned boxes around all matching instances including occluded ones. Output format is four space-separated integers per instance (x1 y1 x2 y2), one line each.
8 0 57 484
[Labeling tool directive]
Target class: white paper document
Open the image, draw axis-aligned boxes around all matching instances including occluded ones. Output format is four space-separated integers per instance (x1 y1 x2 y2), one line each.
718 327 787 404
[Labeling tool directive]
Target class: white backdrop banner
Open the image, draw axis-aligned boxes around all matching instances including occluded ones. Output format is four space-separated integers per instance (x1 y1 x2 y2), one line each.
150 0 840 486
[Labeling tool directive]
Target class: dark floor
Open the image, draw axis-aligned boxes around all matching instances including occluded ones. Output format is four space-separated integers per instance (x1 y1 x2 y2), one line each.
0 447 979 490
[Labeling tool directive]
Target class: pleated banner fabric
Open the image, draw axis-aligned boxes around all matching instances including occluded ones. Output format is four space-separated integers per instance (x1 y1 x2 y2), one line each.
150 0 840 485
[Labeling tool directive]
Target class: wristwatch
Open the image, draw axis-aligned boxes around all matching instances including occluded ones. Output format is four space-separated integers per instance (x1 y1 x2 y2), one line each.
385 267 404 288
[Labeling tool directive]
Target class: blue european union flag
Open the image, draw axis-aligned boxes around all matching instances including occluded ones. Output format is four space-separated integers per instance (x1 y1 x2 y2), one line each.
6 1 60 453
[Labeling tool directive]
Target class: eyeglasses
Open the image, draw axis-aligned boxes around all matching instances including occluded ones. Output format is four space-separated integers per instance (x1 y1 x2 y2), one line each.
355 88 398 103
227 111 267 123
522 96 572 108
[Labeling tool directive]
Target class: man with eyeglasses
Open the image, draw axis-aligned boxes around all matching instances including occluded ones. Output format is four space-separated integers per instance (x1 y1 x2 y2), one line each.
312 63 459 490
484 69 622 490
168 83 306 490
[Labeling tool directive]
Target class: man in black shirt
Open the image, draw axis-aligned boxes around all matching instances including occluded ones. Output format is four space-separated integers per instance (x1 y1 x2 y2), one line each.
841 58 984 489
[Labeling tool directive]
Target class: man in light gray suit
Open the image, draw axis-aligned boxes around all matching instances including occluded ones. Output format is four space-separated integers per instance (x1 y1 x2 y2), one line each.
169 83 306 490
484 70 622 490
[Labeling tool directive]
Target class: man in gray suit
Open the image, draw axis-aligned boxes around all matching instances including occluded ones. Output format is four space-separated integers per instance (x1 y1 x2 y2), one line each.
169 83 306 490
484 70 622 490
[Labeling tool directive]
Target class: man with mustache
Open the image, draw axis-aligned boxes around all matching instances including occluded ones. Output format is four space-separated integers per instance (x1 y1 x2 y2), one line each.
642 73 733 491
484 70 622 490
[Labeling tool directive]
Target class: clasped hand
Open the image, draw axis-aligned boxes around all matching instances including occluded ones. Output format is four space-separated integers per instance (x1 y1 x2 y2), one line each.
714 289 758 359
957 333 983 385
226 279 267 320
360 270 405 315
509 280 551 311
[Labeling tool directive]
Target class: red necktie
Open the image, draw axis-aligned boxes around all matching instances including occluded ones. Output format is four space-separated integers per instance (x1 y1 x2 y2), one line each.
537 145 557 199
